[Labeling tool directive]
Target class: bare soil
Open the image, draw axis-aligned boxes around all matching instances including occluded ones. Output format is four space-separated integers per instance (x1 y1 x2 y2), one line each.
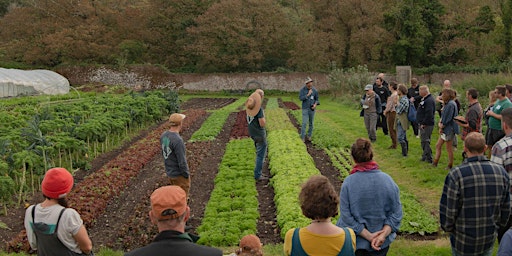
0 97 430 253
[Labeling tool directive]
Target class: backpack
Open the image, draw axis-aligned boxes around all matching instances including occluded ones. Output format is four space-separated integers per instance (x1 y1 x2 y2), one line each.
408 103 417 122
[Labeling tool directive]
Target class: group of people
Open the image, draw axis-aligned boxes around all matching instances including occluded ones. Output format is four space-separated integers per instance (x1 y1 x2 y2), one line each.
361 74 512 255
23 77 512 256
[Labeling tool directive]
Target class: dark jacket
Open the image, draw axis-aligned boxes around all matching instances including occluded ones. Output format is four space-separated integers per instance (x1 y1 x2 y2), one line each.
124 230 222 256
416 94 436 126
407 86 421 108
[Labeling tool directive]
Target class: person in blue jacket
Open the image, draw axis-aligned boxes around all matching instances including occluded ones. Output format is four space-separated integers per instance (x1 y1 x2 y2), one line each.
299 77 319 142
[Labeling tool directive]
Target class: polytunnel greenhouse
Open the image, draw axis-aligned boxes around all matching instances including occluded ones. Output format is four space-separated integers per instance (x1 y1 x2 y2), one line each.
0 68 70 98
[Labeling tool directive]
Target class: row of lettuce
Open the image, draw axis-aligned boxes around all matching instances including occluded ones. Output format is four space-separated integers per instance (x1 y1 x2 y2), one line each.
0 90 179 210
193 96 438 247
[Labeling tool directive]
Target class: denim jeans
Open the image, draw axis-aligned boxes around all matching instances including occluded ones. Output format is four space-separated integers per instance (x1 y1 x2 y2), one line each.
397 120 407 144
252 136 267 179
301 108 315 139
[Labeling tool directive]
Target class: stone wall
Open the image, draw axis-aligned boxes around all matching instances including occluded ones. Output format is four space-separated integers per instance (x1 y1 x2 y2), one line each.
57 65 476 93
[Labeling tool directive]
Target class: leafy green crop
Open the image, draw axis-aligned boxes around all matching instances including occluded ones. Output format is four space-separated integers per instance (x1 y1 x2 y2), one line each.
189 98 245 142
197 139 259 246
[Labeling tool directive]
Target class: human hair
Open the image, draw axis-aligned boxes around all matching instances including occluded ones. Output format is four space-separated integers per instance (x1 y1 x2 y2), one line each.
351 138 373 163
299 175 339 220
496 85 507 97
467 88 478 100
43 196 69 208
489 90 497 104
502 107 512 128
441 88 454 103
397 84 407 95
464 132 486 154
506 84 512 94
419 85 429 94
376 77 383 83
466 88 478 100
411 78 418 86
389 81 397 90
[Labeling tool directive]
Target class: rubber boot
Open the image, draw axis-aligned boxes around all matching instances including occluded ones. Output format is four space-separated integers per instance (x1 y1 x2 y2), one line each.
401 142 407 157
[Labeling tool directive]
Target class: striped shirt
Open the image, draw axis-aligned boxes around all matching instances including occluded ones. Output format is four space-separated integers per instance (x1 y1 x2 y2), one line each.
440 156 510 255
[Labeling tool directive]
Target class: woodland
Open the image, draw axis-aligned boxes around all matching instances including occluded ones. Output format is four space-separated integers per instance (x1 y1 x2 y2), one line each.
0 0 511 74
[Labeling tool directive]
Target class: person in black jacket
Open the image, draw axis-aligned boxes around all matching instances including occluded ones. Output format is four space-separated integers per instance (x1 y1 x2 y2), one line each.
416 85 436 163
408 78 422 137
373 76 390 135
125 186 222 256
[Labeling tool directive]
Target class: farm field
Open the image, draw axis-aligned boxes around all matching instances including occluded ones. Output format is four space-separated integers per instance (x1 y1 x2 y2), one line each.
0 93 463 255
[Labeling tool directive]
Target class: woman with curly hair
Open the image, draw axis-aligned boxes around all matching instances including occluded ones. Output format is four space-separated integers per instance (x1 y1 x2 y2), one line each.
284 175 356 256
337 138 402 256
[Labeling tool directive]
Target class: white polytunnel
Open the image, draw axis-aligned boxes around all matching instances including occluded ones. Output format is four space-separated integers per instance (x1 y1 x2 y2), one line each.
0 68 70 97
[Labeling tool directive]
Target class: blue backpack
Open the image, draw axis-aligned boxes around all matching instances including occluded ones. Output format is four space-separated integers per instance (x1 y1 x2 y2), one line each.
408 103 417 122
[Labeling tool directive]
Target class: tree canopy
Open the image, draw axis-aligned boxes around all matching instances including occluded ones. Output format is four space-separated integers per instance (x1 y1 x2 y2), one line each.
0 0 508 72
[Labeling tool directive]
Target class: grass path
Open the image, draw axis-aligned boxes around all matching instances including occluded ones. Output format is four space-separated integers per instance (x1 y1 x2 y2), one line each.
314 97 465 218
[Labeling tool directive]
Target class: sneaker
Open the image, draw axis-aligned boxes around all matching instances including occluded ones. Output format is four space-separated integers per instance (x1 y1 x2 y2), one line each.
306 136 312 142
416 135 420 138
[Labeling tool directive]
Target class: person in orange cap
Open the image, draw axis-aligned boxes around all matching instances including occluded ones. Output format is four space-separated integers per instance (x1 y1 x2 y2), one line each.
125 186 222 256
24 168 93 255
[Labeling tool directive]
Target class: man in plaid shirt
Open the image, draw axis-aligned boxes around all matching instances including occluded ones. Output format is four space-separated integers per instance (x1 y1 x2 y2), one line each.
491 107 512 242
441 132 510 255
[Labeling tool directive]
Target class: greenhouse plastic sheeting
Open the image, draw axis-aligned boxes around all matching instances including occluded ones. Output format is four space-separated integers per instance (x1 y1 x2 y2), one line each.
0 68 70 98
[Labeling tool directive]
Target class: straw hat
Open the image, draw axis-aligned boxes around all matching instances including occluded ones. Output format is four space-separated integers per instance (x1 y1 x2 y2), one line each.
245 92 262 117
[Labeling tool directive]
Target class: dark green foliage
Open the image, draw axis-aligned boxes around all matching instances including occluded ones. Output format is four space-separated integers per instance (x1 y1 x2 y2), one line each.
384 0 444 66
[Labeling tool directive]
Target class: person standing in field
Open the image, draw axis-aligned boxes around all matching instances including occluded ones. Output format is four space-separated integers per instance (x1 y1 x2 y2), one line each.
299 77 320 142
484 90 498 157
454 88 482 159
160 113 190 197
362 84 382 143
395 84 409 156
284 175 356 256
486 85 512 152
416 85 436 163
433 88 459 170
373 77 390 136
337 138 402 256
124 186 222 256
246 89 268 181
383 81 398 149
440 132 510 255
407 78 422 138
491 107 512 242
24 168 93 256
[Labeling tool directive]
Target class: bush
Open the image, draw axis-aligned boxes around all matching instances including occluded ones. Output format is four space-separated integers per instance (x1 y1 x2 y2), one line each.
328 65 374 97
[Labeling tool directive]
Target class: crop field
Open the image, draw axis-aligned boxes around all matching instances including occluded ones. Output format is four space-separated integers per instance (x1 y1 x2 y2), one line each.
0 91 460 255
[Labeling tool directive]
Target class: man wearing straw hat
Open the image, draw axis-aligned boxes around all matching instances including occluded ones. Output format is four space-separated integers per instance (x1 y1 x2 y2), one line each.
299 77 320 142
246 89 268 181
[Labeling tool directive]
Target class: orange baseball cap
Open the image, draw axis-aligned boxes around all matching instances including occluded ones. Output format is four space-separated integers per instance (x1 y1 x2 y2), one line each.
150 186 187 220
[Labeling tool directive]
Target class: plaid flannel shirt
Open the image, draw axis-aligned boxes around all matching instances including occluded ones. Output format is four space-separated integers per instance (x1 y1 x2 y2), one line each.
492 135 512 176
440 156 510 255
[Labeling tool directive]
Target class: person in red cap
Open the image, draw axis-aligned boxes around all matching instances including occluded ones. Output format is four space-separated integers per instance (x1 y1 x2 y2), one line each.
160 113 191 197
24 167 93 255
124 186 222 256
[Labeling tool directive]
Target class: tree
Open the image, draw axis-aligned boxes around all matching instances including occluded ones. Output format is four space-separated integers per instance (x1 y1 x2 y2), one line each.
187 0 295 72
384 0 444 66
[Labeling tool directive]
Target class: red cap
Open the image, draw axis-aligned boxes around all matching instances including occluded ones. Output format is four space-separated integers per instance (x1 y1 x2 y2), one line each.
41 168 74 199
